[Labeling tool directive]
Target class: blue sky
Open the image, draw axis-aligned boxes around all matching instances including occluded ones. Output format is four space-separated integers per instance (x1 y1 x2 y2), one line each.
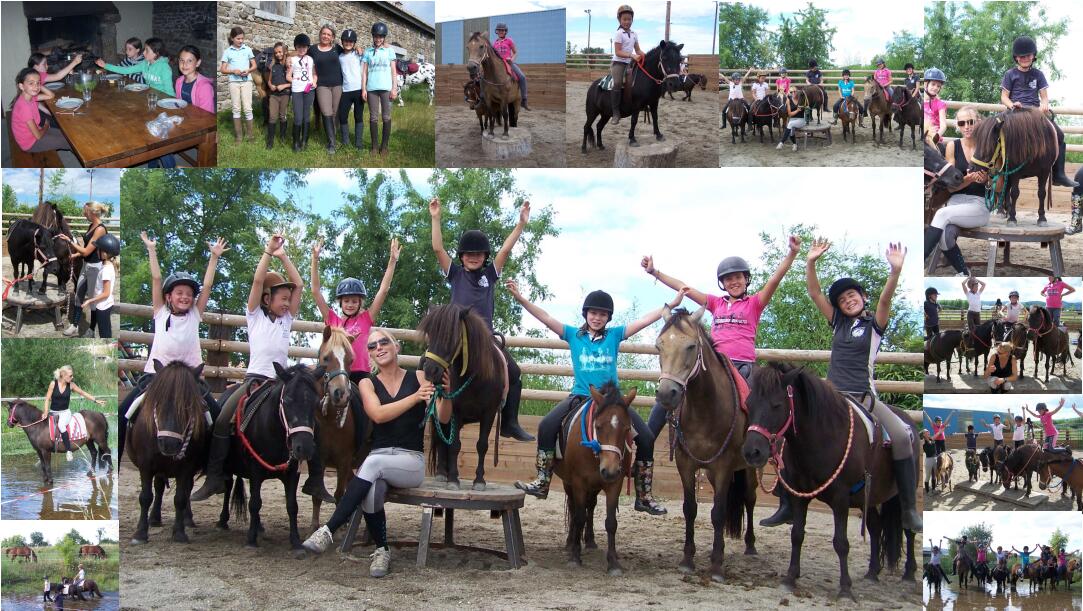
925 277 1082 306
402 1 435 27
565 1 718 54
269 169 432 219
925 510 1082 551
925 394 1083 422
3 168 122 214
0 519 117 544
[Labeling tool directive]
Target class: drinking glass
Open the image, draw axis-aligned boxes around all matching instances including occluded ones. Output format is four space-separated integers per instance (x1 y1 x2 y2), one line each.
147 91 159 110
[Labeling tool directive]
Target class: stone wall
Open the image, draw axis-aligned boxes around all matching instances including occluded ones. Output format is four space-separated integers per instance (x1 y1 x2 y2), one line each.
215 1 435 111
153 1 218 79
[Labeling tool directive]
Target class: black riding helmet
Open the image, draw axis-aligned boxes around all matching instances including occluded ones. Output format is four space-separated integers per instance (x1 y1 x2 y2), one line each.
842 69 851 76
372 22 389 38
294 34 311 48
335 277 367 299
904 62 915 71
828 277 866 309
716 256 751 291
163 271 201 296
456 230 491 259
1012 35 1037 58
341 29 358 43
582 290 614 319
94 234 121 258
808 59 818 68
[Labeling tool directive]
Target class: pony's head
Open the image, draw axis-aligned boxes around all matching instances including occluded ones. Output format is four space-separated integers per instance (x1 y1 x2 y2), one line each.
588 382 637 483
653 40 684 92
970 108 1054 177
1027 305 1052 338
274 362 321 462
317 325 355 415
144 360 206 457
5 400 37 428
923 140 964 190
655 306 708 412
417 304 496 385
743 364 837 468
465 32 492 79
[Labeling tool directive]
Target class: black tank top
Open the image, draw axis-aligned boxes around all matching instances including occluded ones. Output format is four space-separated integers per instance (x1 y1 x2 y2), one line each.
308 44 343 88
84 224 103 264
953 139 986 197
370 369 425 452
990 353 1014 378
51 383 71 412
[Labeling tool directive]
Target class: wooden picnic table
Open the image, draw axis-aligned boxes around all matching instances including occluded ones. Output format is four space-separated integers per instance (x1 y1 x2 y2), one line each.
43 80 216 167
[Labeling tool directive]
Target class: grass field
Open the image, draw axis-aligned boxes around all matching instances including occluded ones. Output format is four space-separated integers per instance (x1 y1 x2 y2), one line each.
215 86 435 168
1 543 119 594
1 399 118 458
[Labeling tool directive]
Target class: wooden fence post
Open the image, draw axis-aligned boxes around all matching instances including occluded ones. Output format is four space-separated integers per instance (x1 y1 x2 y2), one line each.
205 308 231 392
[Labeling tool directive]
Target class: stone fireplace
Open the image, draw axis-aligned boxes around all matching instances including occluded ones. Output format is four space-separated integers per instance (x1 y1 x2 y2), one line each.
23 1 120 71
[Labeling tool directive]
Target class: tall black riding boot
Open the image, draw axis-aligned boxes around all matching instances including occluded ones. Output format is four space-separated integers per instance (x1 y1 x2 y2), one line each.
323 116 336 154
301 120 310 149
609 88 622 125
292 124 301 152
301 446 335 503
499 395 533 441
760 486 793 527
369 120 379 152
354 123 364 151
893 458 923 531
279 121 287 143
380 120 391 155
924 226 943 259
339 123 351 148
1053 125 1079 188
266 121 276 150
189 433 230 501
722 101 729 128
942 245 969 276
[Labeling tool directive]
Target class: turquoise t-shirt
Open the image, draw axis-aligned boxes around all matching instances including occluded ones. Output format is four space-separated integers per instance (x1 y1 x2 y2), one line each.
562 324 625 397
220 44 254 82
363 46 395 92
838 79 854 98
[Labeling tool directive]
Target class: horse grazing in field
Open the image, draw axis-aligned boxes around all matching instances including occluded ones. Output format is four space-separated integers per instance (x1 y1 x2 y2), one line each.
582 39 683 151
1036 450 1083 510
667 73 707 101
5 219 60 294
925 330 962 382
970 108 1058 225
1027 305 1073 382
959 321 996 376
1001 442 1041 495
553 383 636 574
655 307 757 582
749 95 782 144
744 364 918 600
127 360 209 544
78 544 106 558
30 201 81 293
890 86 922 149
5 546 37 561
5 399 112 484
863 76 893 144
418 304 506 491
465 32 519 138
310 325 371 533
839 96 861 144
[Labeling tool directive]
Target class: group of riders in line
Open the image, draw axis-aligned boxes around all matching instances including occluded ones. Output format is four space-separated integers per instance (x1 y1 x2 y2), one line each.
926 535 1079 588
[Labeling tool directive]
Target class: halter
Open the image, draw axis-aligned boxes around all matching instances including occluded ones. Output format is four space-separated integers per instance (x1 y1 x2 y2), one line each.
6 405 48 429
633 51 680 86
423 323 469 376
1028 308 1055 337
153 406 194 460
969 114 1031 212
579 400 627 459
659 336 739 465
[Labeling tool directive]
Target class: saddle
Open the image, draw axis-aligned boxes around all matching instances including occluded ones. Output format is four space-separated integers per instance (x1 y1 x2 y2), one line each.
840 395 880 446
598 68 634 94
395 59 418 75
499 57 519 83
49 412 88 446
233 378 279 434
555 398 633 461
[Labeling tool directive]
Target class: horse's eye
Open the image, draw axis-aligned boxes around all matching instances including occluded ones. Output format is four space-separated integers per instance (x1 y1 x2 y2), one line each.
685 344 695 352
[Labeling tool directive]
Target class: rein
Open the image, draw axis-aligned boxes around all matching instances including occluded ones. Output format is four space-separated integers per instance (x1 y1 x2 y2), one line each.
579 400 627 459
1003 444 1040 482
7 407 49 429
424 374 474 444
661 339 739 465
1029 310 1055 337
970 115 1029 212
2 239 59 300
633 51 679 86
235 383 314 472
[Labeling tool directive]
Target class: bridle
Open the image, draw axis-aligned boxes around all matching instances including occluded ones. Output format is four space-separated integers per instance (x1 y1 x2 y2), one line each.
1028 308 1055 337
579 399 629 460
633 50 681 86
466 40 509 89
319 365 352 427
659 333 738 465
7 404 48 429
422 323 469 376
236 381 315 472
153 406 194 460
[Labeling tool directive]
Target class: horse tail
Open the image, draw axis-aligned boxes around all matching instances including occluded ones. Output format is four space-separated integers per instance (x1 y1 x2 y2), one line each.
724 468 747 539
230 477 248 524
878 494 904 572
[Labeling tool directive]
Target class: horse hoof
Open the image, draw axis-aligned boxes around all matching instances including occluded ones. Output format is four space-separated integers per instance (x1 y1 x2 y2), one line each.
129 537 147 545
434 474 447 483
446 481 461 491
629 141 640 148
863 572 879 582
711 572 725 583
608 567 624 577
172 532 190 544
215 522 229 530
678 563 694 574
745 546 758 556
836 589 856 602
472 481 486 491
656 135 665 142
585 540 598 550
567 559 583 568
1037 219 1048 227
149 519 163 528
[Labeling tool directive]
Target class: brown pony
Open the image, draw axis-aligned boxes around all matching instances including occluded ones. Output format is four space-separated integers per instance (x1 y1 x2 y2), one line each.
954 553 973 589
1036 451 1083 510
553 382 636 574
749 94 782 144
839 96 861 144
78 544 106 558
935 452 953 492
655 307 756 582
464 78 502 134
744 364 918 599
890 86 922 149
863 76 893 144
418 304 505 491
1007 322 1030 378
970 108 1058 225
5 546 37 561
5 400 112 484
30 200 81 293
1001 442 1041 495
310 325 371 533
800 84 827 124
1027 305 1073 382
465 32 520 138
55 579 103 599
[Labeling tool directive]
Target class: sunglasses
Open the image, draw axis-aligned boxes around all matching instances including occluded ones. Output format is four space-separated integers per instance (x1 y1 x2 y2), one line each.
957 119 976 127
366 338 393 350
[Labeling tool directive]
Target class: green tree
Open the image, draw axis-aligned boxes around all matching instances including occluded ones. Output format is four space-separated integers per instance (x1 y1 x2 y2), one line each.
941 522 994 571
29 532 46 547
55 534 78 574
63 529 89 545
777 3 836 69
0 339 114 397
1 534 28 548
923 1 1069 103
1049 528 1069 555
882 31 922 68
2 183 20 212
718 3 776 69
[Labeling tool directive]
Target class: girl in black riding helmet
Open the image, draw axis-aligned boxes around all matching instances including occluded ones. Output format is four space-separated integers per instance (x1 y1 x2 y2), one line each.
117 232 227 461
759 238 922 531
80 233 120 339
508 281 688 515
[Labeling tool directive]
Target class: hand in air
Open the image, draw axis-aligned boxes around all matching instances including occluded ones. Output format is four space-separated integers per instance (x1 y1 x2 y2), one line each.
640 255 655 274
140 231 156 248
208 238 229 257
389 237 401 262
787 235 801 256
885 242 907 271
519 201 531 225
806 238 831 262
428 197 441 217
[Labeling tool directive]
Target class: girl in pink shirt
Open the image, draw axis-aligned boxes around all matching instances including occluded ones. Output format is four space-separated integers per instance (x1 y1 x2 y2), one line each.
775 67 791 94
1041 276 1075 327
1024 398 1064 449
923 68 948 144
175 45 216 114
310 237 400 383
10 68 70 155
492 23 529 110
924 411 953 455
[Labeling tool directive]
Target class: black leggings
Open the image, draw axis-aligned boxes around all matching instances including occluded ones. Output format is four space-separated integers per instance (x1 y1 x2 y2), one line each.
90 306 113 338
925 325 940 340
337 89 365 126
536 394 653 461
935 439 946 455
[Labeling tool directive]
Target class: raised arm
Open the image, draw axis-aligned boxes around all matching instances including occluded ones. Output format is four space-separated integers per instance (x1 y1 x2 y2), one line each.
141 232 165 313
1049 397 1065 416
760 235 800 307
494 201 529 273
623 288 689 339
640 255 707 306
197 238 228 314
805 238 834 321
876 243 906 329
46 54 84 82
924 411 934 425
366 238 400 322
69 382 105 405
248 235 280 312
428 198 452 274
279 245 303 317
309 240 330 320
505 280 563 336
1073 405 1083 419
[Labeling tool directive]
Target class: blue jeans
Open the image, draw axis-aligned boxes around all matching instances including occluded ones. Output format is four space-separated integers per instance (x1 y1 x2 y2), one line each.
509 62 527 103
147 155 177 169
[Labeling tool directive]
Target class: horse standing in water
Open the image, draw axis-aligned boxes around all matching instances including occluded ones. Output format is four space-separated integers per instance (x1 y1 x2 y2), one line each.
127 360 208 544
655 307 756 582
465 32 519 138
582 40 684 151
743 364 918 599
310 325 371 533
553 383 636 574
418 304 505 491
5 400 112 484
970 108 1058 226
1027 305 1073 382
863 76 893 144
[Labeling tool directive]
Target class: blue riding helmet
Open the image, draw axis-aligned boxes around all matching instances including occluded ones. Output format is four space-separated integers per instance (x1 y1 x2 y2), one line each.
924 67 946 83
335 277 368 299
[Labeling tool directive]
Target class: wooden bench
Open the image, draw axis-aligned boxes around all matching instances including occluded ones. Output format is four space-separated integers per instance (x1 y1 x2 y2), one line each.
3 282 67 334
8 126 63 168
795 124 832 149
339 478 527 569
926 217 1066 277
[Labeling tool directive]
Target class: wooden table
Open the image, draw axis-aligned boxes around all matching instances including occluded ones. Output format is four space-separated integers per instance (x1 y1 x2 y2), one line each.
925 217 1066 277
43 82 216 167
795 124 832 149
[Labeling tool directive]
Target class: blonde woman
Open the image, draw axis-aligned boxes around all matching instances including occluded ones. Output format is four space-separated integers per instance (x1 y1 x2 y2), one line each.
984 342 1019 394
60 202 111 337
45 365 106 460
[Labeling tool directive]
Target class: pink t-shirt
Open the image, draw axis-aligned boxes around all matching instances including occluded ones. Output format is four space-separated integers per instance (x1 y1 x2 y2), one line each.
37 69 48 83
705 291 766 363
874 67 892 87
1043 281 1068 308
1039 411 1058 437
493 36 516 61
11 94 42 151
325 309 373 373
924 97 946 131
932 422 947 440
776 77 791 93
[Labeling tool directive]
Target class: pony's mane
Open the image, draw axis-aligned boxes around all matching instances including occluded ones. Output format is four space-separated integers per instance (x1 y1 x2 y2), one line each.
753 362 847 417
30 202 71 234
972 108 1054 166
9 399 42 420
593 380 624 409
321 325 355 365
418 304 499 382
140 361 205 440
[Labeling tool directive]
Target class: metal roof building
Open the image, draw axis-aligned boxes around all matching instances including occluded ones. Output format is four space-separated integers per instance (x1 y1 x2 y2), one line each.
437 9 565 64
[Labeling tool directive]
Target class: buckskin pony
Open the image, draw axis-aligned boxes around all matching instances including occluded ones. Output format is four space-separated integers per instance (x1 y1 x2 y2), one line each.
970 107 1058 226
418 304 505 491
127 360 209 544
655 307 757 582
1027 305 1073 383
5 399 112 484
925 330 962 382
862 76 893 144
553 383 636 574
465 32 520 138
582 39 683 151
744 364 918 600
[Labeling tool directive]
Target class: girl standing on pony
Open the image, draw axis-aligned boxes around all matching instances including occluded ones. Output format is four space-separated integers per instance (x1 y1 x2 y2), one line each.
310 237 400 384
963 276 985 330
493 23 529 111
924 412 953 455
802 239 921 531
979 414 1006 448
509 281 687 514
1024 399 1065 450
44 365 106 460
60 202 110 337
1041 276 1075 328
117 232 227 461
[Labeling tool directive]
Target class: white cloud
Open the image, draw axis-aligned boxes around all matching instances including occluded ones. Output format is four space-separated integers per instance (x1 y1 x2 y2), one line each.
1 168 121 201
306 168 354 189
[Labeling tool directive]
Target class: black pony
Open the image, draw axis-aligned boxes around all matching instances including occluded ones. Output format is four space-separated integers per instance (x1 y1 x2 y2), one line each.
582 40 684 151
969 108 1057 225
30 201 81 293
890 86 922 149
959 321 996 375
1027 305 1073 382
5 219 59 294
925 330 962 382
667 73 706 101
749 95 782 144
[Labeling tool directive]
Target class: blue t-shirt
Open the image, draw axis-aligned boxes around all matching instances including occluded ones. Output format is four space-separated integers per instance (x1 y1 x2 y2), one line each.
363 46 395 92
1001 67 1048 108
220 44 254 82
838 79 854 98
563 324 625 397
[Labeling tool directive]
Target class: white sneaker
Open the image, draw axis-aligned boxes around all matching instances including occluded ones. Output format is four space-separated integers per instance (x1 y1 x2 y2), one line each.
792 144 798 152
302 525 333 554
62 324 79 337
66 451 73 462
775 142 784 150
369 546 391 577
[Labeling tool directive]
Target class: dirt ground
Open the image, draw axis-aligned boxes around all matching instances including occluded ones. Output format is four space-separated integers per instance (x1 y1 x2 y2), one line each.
436 106 566 168
565 81 721 168
924 331 1082 394
718 91 922 167
927 209 1083 278
924 448 1078 512
1 252 118 338
119 463 921 610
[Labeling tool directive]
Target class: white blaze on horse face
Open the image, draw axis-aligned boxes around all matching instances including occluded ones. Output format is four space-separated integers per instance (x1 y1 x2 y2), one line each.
611 414 619 430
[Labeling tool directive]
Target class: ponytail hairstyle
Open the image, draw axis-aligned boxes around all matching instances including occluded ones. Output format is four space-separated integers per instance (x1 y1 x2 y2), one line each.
84 201 110 219
53 365 74 380
27 53 47 69
126 37 144 53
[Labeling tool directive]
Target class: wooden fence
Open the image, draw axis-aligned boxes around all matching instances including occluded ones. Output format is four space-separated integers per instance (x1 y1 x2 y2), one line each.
933 308 1081 331
114 302 924 398
436 63 566 111
718 67 916 90
941 100 1083 150
566 54 718 84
